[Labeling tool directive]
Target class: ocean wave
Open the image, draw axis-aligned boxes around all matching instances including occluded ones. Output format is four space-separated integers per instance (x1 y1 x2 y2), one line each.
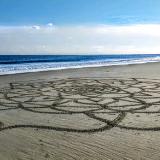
0 55 160 75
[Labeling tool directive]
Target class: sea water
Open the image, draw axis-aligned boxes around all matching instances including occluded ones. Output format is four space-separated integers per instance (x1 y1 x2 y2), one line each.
0 54 160 75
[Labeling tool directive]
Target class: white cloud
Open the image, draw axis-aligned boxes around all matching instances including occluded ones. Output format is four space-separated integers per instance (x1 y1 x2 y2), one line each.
32 25 41 30
0 24 160 54
47 23 54 27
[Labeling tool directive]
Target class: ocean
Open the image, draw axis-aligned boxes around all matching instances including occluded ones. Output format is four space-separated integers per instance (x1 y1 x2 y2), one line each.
0 54 160 75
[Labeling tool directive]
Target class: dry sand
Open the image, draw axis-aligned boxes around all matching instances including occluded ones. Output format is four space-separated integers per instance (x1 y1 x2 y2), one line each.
0 62 160 160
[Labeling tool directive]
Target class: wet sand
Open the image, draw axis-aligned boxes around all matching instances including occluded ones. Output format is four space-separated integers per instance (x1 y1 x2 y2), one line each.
0 62 160 160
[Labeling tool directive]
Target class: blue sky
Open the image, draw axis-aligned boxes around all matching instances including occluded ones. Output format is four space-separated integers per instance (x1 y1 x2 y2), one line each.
1 0 160 54
1 0 160 25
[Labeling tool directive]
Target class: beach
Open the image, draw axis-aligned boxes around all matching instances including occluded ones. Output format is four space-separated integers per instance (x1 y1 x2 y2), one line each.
0 62 160 160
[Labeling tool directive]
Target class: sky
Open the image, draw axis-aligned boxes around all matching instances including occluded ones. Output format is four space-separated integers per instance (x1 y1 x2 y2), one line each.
1 0 160 54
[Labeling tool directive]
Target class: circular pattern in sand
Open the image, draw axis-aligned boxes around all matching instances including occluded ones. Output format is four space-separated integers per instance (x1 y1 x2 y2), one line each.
0 78 160 133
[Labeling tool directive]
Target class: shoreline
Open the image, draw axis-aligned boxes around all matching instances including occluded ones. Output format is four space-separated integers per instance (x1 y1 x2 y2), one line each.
1 60 160 76
1 55 160 76
0 61 160 78
0 61 160 89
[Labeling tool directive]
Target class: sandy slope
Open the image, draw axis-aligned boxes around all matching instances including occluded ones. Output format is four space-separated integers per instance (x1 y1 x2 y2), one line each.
0 62 160 160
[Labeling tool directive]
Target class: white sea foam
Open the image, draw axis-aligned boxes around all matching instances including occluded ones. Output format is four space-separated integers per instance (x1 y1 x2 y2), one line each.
0 56 160 75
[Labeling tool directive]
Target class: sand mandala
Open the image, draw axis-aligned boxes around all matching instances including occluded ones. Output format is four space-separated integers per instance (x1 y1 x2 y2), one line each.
0 78 160 133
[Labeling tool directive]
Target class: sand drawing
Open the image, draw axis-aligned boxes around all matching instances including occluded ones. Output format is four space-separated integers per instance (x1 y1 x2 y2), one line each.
0 78 160 133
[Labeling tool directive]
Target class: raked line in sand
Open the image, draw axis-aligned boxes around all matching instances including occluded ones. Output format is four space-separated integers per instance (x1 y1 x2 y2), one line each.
0 77 160 133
